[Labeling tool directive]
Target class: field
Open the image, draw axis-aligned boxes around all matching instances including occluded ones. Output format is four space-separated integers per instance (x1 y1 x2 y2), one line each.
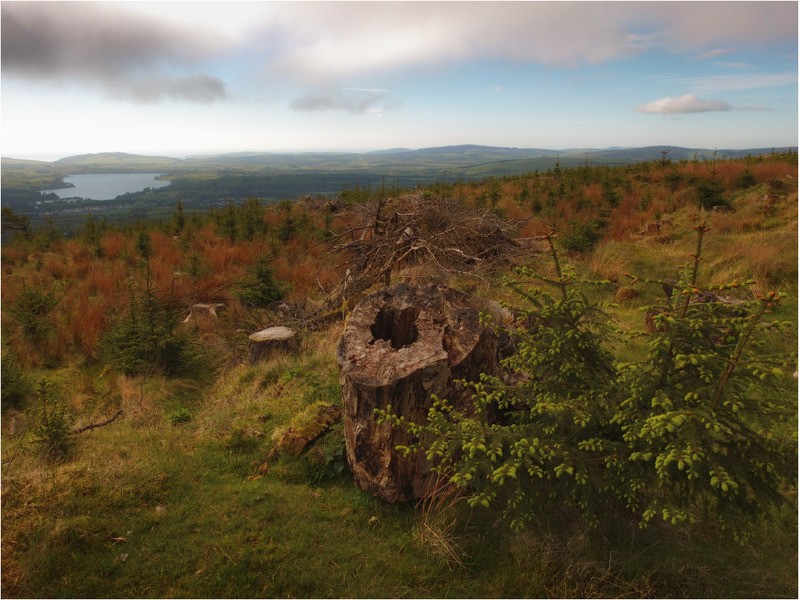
2 152 797 598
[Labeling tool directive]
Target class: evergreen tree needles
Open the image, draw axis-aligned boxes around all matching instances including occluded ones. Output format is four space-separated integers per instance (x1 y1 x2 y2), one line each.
101 229 199 377
378 226 796 541
30 379 74 461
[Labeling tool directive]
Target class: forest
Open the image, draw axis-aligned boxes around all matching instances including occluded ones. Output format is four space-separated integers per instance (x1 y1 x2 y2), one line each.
1 151 797 598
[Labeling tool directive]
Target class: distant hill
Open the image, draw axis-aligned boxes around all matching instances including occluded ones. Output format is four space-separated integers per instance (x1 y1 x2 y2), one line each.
52 152 185 173
3 145 796 175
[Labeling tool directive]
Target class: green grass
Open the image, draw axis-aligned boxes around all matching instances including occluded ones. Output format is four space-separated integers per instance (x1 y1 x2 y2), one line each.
4 327 796 598
2 182 797 597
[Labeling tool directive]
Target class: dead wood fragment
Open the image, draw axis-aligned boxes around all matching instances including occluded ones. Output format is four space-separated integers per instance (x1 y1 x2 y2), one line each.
73 410 124 434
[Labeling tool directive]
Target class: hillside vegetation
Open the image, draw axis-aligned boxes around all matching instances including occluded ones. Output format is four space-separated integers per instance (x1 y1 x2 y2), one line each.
2 152 797 597
3 145 796 233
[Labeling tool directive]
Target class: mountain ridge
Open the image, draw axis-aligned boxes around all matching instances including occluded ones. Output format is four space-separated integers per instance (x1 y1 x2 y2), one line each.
4 144 797 167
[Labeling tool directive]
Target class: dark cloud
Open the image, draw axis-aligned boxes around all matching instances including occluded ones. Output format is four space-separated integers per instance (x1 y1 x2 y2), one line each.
290 91 400 115
1 2 227 103
116 75 227 104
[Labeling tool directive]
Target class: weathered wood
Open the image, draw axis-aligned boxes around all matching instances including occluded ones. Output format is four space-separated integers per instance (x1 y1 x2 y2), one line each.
337 284 500 503
73 410 124 434
270 403 342 458
182 303 224 329
248 326 299 363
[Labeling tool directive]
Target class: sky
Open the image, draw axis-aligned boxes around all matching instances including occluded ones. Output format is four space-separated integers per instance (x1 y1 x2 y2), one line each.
1 1 797 160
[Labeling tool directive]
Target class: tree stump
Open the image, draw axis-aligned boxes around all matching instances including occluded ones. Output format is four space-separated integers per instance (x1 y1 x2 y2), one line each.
182 303 224 330
337 284 500 503
249 326 299 363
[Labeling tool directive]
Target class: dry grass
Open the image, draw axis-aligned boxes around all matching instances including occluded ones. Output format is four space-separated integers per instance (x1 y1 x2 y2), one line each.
415 474 470 570
589 241 632 283
2 153 796 598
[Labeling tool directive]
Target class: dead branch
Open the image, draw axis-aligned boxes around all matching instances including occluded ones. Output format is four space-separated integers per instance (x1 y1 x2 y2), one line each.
73 410 124 434
307 190 538 326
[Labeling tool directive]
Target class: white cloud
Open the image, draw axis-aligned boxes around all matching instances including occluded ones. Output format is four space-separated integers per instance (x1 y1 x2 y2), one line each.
289 90 400 115
636 95 732 114
249 2 797 83
259 2 645 83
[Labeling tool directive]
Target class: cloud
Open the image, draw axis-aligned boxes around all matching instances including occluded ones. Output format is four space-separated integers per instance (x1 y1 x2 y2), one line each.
114 75 227 104
636 95 732 114
289 91 400 115
251 2 797 83
692 48 736 60
636 94 775 115
642 3 797 49
1 2 228 103
262 2 646 83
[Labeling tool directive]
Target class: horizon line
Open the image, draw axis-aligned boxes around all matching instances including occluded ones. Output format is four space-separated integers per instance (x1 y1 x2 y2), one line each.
4 143 798 164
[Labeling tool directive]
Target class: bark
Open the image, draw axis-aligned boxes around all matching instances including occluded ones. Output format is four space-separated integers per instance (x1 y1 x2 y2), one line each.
337 284 500 502
73 410 124 434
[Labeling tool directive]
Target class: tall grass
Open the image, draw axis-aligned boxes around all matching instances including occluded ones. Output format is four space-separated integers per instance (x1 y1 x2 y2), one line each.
2 153 796 598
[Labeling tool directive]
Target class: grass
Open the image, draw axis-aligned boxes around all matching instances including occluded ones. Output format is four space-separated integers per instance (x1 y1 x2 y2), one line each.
4 323 796 598
2 159 797 598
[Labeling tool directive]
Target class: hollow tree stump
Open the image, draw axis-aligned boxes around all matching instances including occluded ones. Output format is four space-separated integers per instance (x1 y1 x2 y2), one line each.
249 326 299 363
336 284 500 503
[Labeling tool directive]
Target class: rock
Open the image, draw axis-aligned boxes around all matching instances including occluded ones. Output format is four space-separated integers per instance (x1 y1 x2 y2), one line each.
249 326 299 363
270 402 342 457
337 284 500 503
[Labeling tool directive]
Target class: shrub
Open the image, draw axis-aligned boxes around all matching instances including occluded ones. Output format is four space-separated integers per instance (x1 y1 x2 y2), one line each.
101 277 199 377
734 168 757 189
560 221 605 254
379 228 796 540
102 302 198 377
1 352 31 410
8 282 60 341
615 226 796 540
696 179 730 211
30 379 75 461
236 256 286 308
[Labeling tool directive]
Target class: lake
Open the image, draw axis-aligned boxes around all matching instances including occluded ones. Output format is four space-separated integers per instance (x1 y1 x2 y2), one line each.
41 173 171 200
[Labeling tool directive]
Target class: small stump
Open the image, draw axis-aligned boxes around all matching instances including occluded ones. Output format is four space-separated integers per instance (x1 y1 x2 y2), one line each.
183 303 224 330
337 284 500 503
249 326 299 363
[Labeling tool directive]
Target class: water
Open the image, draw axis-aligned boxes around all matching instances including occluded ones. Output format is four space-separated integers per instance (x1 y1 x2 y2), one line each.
41 173 170 200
